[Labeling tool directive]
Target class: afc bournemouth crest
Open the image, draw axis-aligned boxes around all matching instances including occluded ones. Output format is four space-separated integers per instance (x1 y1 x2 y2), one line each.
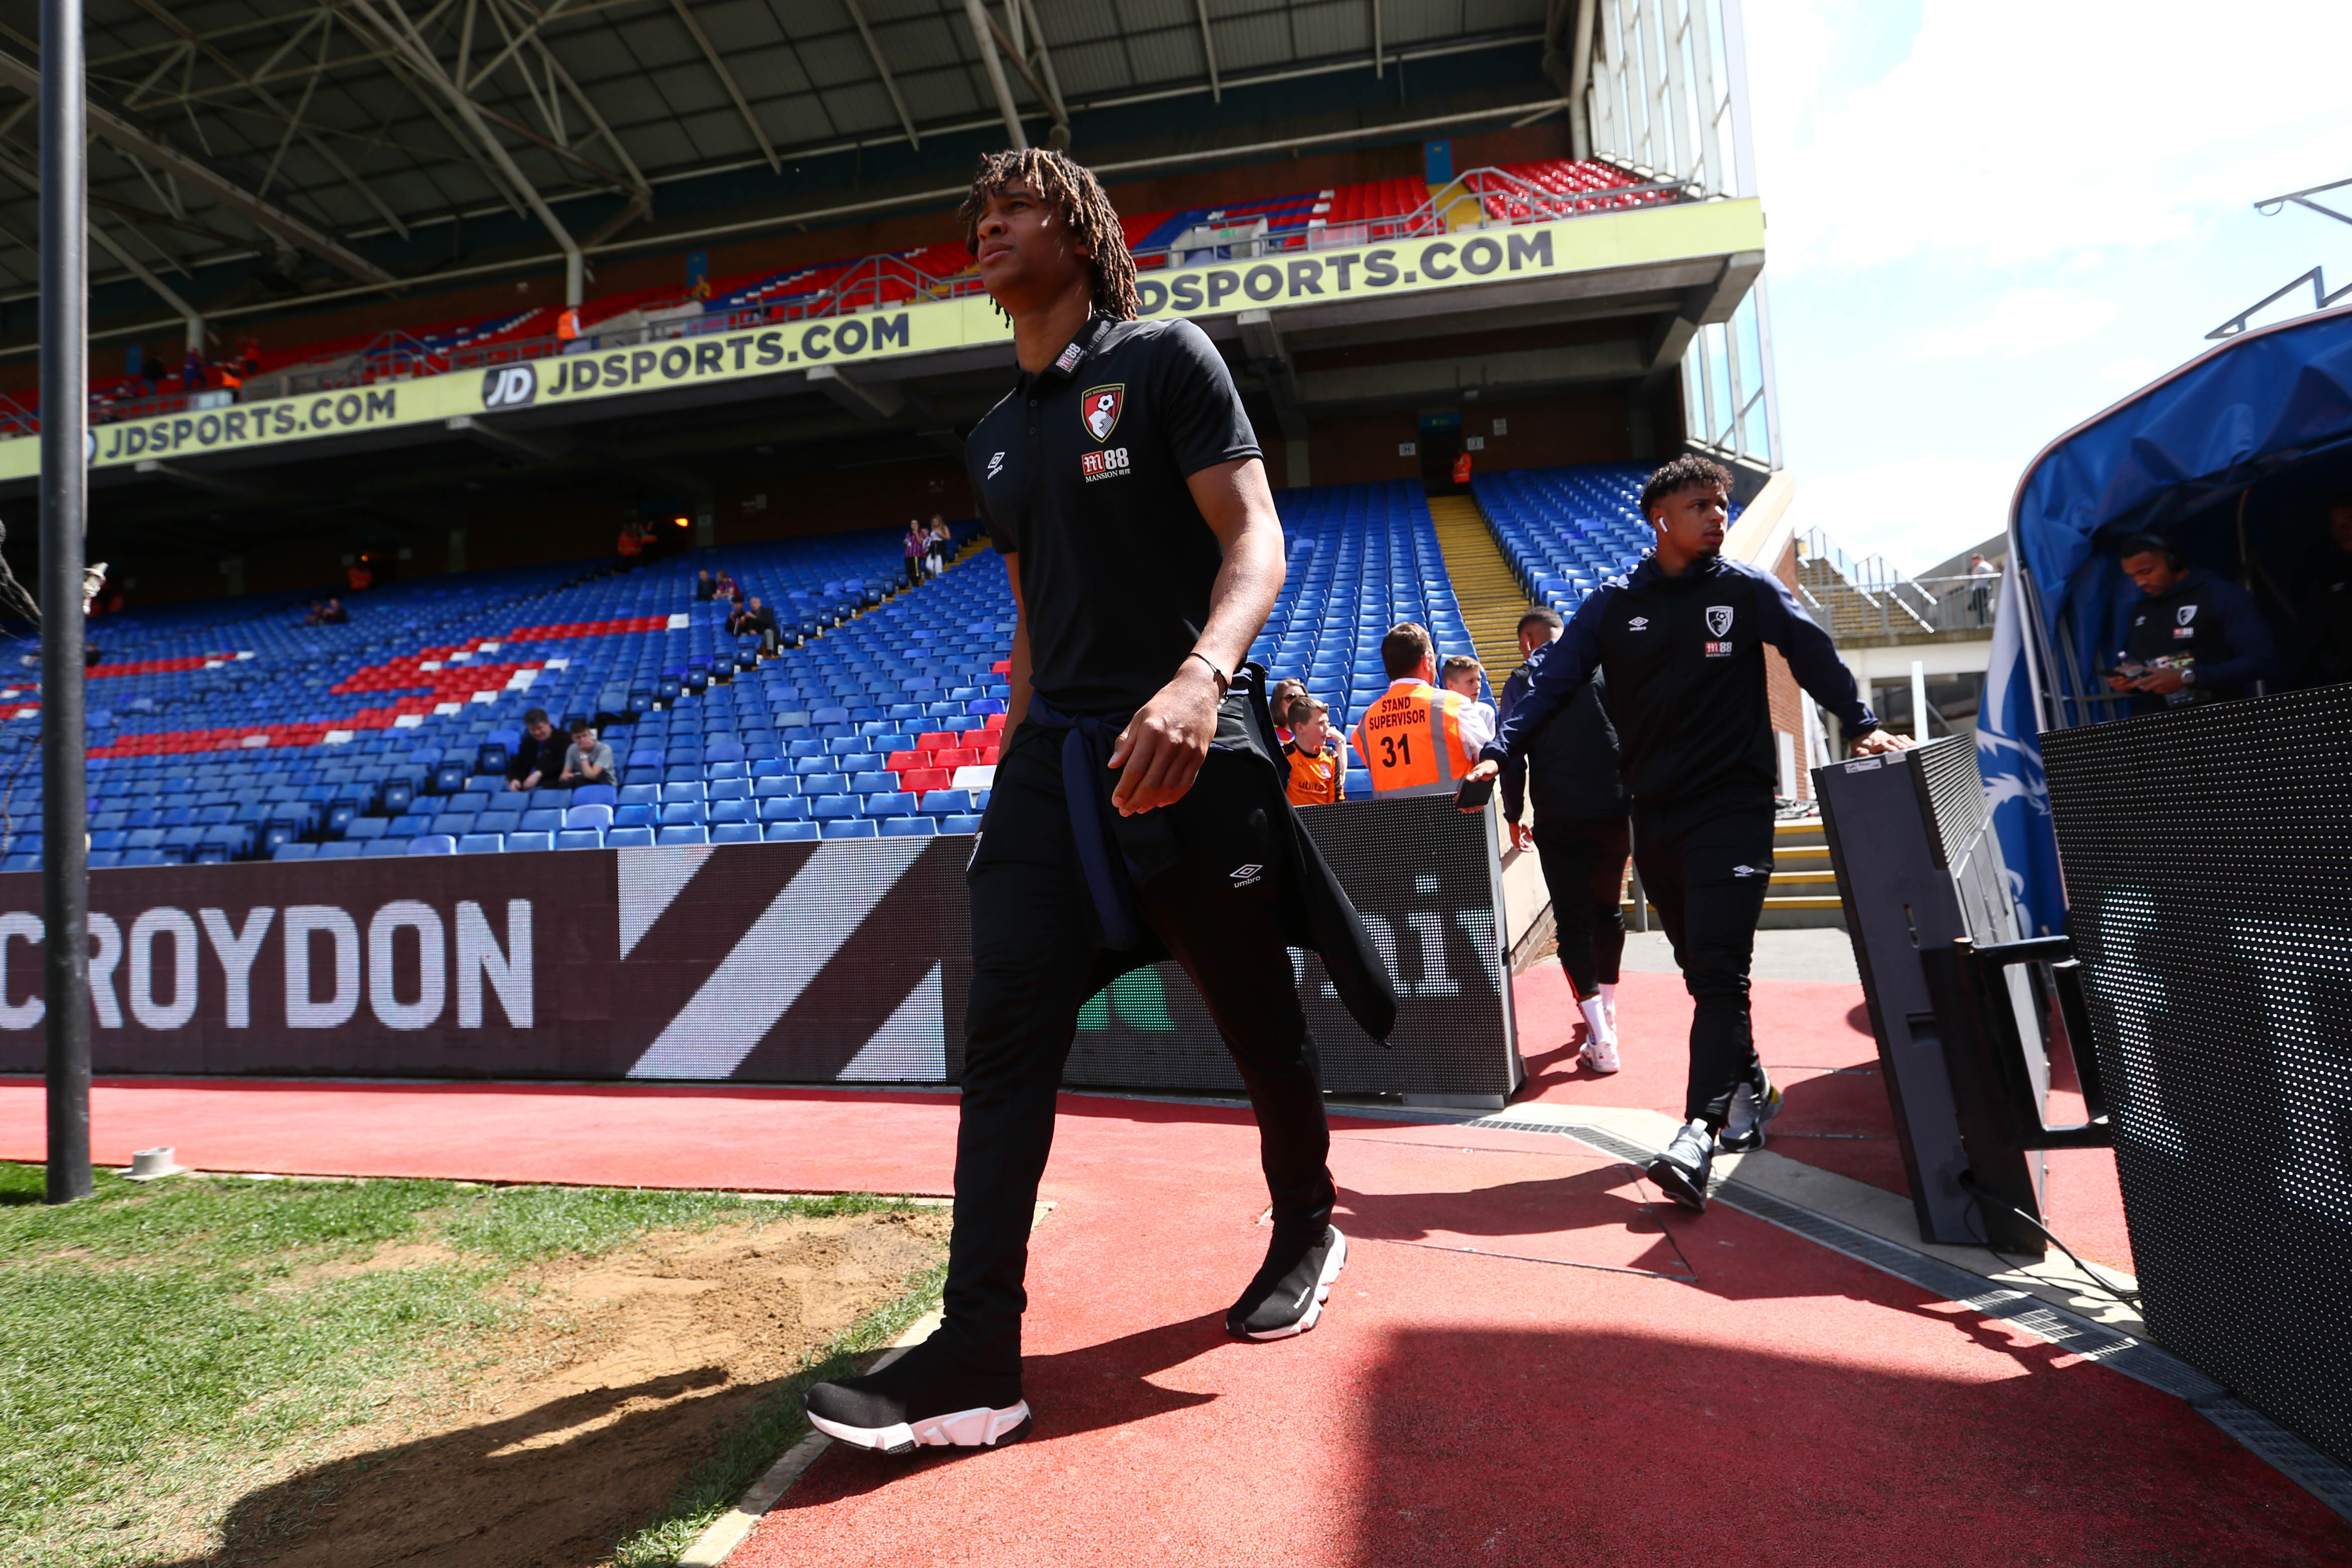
1705 605 1735 637
1081 384 1124 443
2177 604 2197 625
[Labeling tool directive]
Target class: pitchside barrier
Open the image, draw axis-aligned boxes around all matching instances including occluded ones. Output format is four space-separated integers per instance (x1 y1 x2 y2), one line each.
0 793 1520 1104
2043 683 2352 1467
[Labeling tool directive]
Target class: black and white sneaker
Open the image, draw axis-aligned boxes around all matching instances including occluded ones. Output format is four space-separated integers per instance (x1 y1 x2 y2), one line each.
1718 1067 1784 1153
803 1337 1031 1455
1646 1122 1715 1213
1226 1225 1349 1340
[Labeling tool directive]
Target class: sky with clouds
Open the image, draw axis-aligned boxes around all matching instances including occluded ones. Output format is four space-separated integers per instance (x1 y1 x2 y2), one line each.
1742 0 2352 574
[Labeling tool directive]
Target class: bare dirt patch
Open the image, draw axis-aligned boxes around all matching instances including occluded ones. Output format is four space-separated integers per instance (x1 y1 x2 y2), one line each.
165 1207 947 1568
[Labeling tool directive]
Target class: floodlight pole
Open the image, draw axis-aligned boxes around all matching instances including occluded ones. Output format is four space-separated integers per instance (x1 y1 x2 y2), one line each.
39 0 91 1205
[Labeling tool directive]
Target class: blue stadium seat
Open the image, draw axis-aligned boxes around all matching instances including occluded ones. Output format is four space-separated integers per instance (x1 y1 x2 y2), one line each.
410 834 458 855
659 781 701 803
919 789 972 817
565 803 613 831
863 792 916 818
461 774 501 794
758 796 809 822
706 778 749 800
618 783 659 807
657 802 705 826
656 824 708 846
849 771 897 795
708 822 759 843
752 775 799 799
506 831 554 852
938 814 983 833
801 773 845 797
878 816 937 837
519 809 564 833
571 783 617 808
605 826 655 848
707 800 751 825
428 814 474 837
613 804 656 829
554 829 603 851
811 796 860 821
364 839 412 857
820 818 878 838
343 816 389 840
272 842 318 860
456 832 504 854
316 841 364 859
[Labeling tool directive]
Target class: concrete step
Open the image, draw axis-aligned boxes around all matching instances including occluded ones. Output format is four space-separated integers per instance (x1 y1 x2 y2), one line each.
1427 492 1537 682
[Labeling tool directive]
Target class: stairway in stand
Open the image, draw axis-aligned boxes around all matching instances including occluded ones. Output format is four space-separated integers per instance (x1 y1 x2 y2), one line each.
1427 492 1534 685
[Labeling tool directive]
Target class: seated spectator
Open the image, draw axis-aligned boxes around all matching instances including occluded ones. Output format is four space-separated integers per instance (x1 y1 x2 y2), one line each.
1268 678 1306 746
508 708 564 792
318 597 349 625
1282 696 1345 807
302 600 326 626
557 719 614 787
1440 654 1498 755
714 571 741 604
695 568 717 601
730 595 780 655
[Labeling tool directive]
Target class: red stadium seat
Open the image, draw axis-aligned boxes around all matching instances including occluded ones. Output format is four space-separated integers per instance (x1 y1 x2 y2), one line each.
886 750 927 771
899 768 951 795
917 730 959 751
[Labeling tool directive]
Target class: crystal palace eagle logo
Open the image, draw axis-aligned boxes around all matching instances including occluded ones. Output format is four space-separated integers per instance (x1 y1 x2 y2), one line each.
1081 384 1125 442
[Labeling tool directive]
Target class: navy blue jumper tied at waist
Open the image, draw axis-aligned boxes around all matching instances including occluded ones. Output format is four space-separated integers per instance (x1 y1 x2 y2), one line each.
1024 694 1182 951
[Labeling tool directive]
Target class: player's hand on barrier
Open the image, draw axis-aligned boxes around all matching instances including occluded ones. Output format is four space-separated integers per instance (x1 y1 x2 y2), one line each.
1850 728 1915 756
1456 758 1500 812
1109 662 1219 815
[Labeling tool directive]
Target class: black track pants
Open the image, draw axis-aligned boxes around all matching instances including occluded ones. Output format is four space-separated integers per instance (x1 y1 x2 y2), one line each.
1531 815 1629 999
1629 796 1774 1128
936 721 1333 1379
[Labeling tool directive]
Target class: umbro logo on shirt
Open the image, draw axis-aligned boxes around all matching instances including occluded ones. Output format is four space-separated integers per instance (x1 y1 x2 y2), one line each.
985 450 1006 479
1230 863 1263 887
1627 617 1649 631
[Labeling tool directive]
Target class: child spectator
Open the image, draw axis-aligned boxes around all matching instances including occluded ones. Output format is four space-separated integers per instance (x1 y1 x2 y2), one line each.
557 719 614 787
1282 696 1345 807
1268 678 1306 746
1441 654 1497 756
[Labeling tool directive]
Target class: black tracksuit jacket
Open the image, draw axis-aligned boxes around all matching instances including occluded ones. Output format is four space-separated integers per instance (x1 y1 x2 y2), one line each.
1484 553 1879 805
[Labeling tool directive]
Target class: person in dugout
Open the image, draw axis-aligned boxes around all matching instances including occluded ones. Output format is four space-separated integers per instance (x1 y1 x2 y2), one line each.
1282 694 1345 807
1458 454 1911 1211
2103 533 2279 711
1348 622 1488 795
2300 492 2352 687
802 146 1395 1459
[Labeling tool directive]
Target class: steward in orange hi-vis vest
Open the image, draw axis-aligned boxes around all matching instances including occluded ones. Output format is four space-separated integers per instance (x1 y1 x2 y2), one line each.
1349 678 1481 794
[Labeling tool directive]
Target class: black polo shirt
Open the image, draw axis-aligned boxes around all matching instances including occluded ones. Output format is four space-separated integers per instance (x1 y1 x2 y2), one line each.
968 312 1260 715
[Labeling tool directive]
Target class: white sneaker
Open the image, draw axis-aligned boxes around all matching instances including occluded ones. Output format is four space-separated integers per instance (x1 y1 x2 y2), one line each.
1577 995 1620 1074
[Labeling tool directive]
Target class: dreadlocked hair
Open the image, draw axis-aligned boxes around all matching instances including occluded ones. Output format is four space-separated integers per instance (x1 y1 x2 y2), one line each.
959 148 1140 322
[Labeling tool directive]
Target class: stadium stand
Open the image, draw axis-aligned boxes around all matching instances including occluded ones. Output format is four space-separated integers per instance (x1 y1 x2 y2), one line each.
27 159 1672 431
0 480 1478 867
1471 462 1742 618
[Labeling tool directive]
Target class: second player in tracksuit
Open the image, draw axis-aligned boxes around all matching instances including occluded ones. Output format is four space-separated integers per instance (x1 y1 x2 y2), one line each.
1481 544 1884 1197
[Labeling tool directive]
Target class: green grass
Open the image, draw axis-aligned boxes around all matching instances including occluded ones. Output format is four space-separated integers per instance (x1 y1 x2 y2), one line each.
0 1163 935 1568
609 1255 947 1567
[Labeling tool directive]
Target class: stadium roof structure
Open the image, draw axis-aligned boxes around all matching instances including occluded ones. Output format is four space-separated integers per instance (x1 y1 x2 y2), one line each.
0 0 1558 312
